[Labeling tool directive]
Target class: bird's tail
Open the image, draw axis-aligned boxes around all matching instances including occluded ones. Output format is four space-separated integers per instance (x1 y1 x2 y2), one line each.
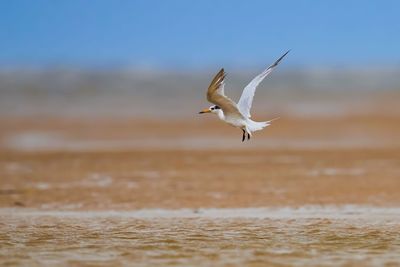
247 117 279 133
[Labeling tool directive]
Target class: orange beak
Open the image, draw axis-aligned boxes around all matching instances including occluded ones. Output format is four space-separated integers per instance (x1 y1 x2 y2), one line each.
198 108 211 114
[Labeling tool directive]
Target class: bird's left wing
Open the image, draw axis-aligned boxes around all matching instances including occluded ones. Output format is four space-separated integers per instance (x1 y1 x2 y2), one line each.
207 68 245 119
237 50 290 118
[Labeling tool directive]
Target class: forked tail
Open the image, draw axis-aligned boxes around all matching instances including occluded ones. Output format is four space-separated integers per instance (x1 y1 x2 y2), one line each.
247 117 279 133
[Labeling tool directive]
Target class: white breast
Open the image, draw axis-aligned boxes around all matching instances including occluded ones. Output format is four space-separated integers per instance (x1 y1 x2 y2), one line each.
218 110 246 128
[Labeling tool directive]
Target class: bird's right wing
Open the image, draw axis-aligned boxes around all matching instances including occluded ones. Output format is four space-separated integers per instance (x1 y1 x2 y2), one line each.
207 68 245 119
237 50 290 118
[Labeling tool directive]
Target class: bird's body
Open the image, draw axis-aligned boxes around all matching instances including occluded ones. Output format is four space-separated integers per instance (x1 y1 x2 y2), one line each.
214 108 266 131
199 50 289 141
216 109 244 128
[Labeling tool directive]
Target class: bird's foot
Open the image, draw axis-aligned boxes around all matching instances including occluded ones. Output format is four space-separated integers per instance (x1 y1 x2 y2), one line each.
242 129 245 142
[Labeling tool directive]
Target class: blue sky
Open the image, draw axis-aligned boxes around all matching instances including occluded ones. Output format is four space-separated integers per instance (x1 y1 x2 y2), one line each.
1 0 399 68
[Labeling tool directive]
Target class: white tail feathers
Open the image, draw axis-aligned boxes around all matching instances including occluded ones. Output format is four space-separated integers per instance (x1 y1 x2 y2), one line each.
247 117 279 133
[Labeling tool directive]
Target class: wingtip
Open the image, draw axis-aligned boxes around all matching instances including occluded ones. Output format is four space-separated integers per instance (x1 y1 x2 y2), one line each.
272 50 290 67
220 68 226 79
279 49 291 60
217 68 225 77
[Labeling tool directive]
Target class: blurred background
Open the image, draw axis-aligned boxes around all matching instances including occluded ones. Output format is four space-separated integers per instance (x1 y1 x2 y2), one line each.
0 0 399 148
2 2 400 266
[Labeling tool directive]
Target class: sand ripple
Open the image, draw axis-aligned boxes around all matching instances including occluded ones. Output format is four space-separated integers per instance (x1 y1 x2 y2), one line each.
1 207 400 266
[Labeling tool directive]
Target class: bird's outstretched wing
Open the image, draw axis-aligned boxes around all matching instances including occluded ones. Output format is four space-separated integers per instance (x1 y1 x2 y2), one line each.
237 50 290 118
207 68 244 119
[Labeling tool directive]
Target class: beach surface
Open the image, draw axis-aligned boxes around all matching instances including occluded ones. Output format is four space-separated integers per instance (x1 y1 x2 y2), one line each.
1 113 400 266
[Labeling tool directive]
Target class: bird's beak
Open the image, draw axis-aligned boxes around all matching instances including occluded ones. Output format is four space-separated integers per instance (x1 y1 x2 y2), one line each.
198 108 211 114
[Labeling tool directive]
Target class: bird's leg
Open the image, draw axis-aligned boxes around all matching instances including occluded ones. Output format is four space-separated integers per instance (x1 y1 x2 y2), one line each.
247 133 251 140
242 129 245 142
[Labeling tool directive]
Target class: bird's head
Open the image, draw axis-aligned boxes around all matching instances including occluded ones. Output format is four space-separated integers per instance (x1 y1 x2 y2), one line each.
198 105 221 115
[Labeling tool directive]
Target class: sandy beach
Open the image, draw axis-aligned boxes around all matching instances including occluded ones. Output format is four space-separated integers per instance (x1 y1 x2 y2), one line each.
1 113 400 266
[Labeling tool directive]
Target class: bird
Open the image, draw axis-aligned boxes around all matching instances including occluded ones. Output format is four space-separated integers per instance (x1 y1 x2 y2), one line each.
199 50 290 142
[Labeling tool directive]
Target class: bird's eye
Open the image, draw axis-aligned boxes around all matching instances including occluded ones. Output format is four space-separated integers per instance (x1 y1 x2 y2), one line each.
211 107 214 110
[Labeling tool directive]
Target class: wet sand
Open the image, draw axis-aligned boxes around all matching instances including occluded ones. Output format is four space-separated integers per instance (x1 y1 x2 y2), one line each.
2 207 400 267
1 115 400 266
1 148 400 210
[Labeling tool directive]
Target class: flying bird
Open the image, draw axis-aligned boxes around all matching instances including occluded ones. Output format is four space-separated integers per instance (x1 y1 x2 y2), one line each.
199 50 290 142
